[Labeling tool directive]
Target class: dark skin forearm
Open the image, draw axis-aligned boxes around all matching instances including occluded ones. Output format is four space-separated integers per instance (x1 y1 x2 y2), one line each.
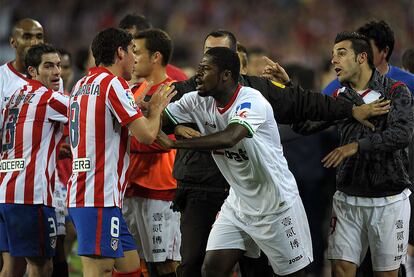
168 123 248 150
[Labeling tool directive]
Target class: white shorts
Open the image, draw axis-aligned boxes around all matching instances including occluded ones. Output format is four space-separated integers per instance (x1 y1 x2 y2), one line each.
206 197 313 276
122 196 181 262
327 196 411 271
53 180 68 236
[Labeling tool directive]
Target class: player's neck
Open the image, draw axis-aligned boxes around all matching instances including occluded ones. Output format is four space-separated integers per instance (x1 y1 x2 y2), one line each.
376 62 389 75
146 68 168 85
214 83 238 108
103 65 125 80
12 58 25 74
350 68 373 91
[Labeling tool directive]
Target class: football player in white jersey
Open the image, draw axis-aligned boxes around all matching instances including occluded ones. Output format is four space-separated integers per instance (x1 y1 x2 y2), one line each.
159 47 313 277
0 18 44 112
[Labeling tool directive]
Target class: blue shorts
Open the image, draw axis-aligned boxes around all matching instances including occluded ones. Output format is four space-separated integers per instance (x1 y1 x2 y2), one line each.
0 204 57 257
68 207 137 258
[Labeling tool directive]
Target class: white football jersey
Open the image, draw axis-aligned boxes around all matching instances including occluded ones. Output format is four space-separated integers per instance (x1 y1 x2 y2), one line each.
0 62 30 112
166 85 299 215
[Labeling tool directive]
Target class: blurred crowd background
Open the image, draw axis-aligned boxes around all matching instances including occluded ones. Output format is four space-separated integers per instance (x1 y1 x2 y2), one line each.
1 0 413 83
0 1 413 276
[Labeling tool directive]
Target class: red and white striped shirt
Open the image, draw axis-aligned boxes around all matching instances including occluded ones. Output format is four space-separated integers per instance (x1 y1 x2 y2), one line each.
67 67 142 208
0 79 69 206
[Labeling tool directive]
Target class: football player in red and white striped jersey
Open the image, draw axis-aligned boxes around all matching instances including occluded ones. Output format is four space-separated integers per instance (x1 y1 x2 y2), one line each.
67 28 175 277
0 44 68 277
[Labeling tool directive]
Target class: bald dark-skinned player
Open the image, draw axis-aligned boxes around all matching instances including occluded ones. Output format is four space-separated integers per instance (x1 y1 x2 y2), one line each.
0 18 44 111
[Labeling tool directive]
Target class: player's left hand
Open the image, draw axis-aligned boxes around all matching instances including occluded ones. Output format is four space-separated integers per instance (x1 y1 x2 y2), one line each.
322 142 358 168
174 125 201 138
156 130 175 149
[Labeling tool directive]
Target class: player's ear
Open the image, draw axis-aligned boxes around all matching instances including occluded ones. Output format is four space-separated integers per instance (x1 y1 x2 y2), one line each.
222 69 231 81
152 52 161 65
116 46 125 61
9 36 17 49
27 66 37 78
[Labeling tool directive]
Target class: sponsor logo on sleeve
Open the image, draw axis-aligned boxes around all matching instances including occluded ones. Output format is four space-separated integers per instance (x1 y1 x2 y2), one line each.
235 102 251 118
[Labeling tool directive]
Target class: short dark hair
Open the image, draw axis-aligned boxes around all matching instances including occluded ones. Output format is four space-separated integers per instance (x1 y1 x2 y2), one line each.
402 48 414 74
91 28 133 67
204 30 237 52
119 14 152 31
135 29 172 66
357 20 394 62
205 47 240 82
25 43 58 75
334 31 375 69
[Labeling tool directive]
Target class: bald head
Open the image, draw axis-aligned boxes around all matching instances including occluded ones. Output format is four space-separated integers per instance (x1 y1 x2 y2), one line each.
12 18 43 37
10 18 44 65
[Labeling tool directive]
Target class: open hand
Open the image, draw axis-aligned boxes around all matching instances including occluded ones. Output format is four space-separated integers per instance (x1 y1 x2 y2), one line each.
322 142 358 168
149 84 177 114
352 99 390 131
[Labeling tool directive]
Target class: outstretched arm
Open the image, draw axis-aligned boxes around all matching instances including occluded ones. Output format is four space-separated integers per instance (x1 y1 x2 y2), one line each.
157 123 248 150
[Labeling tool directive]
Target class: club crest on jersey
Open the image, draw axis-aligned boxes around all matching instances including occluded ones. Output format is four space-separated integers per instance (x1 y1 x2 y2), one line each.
111 238 119 251
125 89 137 108
235 102 251 118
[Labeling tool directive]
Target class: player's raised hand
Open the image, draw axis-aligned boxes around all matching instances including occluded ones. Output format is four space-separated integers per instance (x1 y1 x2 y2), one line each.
135 81 153 110
148 84 177 114
352 99 391 131
261 56 290 84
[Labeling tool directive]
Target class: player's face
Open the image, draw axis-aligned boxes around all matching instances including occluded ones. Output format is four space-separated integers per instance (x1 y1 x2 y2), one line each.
195 55 221 97
331 40 360 83
33 53 61 91
204 36 231 54
11 24 44 61
121 42 136 81
132 39 153 79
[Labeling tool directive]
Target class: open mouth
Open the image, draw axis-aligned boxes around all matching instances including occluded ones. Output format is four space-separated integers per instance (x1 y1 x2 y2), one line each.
51 78 60 87
334 68 342 76
195 77 203 90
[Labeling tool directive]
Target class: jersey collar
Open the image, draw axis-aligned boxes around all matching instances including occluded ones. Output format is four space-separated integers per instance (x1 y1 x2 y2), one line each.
216 84 242 114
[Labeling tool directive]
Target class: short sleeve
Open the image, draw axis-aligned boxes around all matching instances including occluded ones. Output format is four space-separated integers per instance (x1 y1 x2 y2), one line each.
229 95 266 138
164 91 198 125
107 77 142 126
48 91 69 123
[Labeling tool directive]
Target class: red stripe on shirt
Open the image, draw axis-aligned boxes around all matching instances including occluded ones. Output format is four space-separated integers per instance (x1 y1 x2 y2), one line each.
5 102 30 203
24 91 51 204
75 95 89 206
49 96 68 116
93 75 112 206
